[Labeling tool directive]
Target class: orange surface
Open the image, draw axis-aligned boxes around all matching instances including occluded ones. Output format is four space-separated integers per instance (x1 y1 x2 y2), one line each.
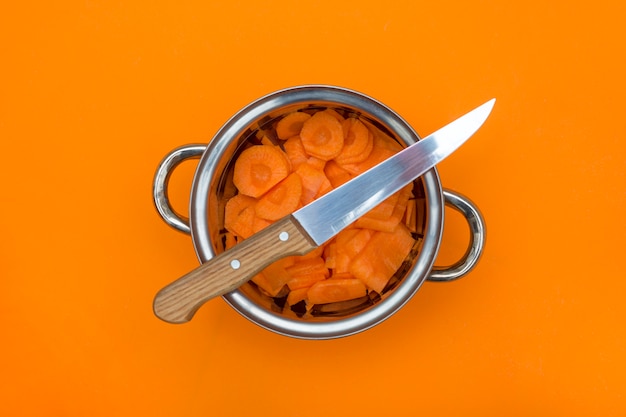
1 1 625 416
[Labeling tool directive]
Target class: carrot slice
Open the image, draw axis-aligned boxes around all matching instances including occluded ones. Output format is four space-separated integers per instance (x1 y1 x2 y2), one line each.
338 133 398 175
334 228 360 253
330 272 354 280
224 194 258 239
355 184 413 232
306 156 326 171
251 257 294 297
255 173 303 221
252 215 273 233
334 252 352 275
295 162 331 206
283 136 308 170
334 118 374 165
260 134 275 146
286 287 309 306
251 272 286 297
361 119 404 153
300 111 345 161
350 223 415 293
330 228 364 274
287 273 327 290
335 229 372 274
286 256 329 278
307 279 367 304
324 242 337 269
314 175 333 199
299 244 326 260
341 228 373 258
365 191 400 221
320 108 345 123
233 144 291 198
355 202 405 233
276 112 311 140
251 272 276 296
324 160 353 188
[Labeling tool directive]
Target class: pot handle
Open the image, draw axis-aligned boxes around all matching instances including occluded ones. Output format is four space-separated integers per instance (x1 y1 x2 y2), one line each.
153 144 206 234
427 189 486 282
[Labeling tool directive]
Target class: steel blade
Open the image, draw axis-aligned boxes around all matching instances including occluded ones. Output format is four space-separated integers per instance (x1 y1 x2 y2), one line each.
293 98 495 245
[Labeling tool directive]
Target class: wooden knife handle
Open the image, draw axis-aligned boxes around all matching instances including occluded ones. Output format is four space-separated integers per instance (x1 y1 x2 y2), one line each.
153 215 317 324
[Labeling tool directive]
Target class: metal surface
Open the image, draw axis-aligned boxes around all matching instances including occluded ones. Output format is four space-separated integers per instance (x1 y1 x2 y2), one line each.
293 98 495 246
153 144 206 234
427 190 486 281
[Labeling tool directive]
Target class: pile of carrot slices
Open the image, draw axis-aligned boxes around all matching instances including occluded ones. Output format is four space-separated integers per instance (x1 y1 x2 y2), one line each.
224 108 418 312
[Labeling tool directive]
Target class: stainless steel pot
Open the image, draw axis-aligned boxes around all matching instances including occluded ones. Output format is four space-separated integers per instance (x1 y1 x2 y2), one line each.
153 85 486 339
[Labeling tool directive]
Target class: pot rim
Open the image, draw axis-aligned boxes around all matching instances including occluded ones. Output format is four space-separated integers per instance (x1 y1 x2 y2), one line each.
188 85 444 339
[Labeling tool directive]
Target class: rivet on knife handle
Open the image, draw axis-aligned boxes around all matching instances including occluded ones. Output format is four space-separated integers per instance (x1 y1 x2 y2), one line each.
153 215 316 324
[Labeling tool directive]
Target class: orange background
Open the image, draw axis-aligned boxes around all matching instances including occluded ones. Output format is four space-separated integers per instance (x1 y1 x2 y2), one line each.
1 1 625 416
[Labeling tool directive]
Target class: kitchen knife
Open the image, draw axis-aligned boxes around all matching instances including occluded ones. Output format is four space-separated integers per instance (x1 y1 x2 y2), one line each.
153 98 495 323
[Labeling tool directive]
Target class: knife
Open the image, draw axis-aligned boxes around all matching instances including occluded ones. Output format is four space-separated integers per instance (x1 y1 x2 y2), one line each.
153 98 495 323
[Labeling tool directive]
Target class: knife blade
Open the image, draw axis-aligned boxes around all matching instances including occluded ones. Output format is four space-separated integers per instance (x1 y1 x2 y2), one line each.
153 98 495 323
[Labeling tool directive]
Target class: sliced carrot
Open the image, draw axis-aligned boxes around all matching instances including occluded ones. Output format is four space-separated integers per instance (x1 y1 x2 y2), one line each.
355 202 404 233
341 228 373 258
260 134 275 146
299 244 326 260
287 273 327 290
252 215 273 233
355 184 413 232
333 227 357 243
251 272 276 297
300 111 345 161
255 172 303 221
330 228 363 274
283 136 308 170
286 256 329 278
233 144 291 198
350 223 415 293
306 156 326 171
404 198 417 233
307 279 367 304
314 175 333 199
335 229 372 274
379 223 415 269
334 252 352 275
330 272 354 280
364 191 400 221
324 160 353 188
338 133 398 175
398 183 415 206
224 194 257 226
324 242 337 269
334 228 360 250
334 118 374 165
379 133 404 152
224 194 258 239
361 119 404 153
276 112 311 140
320 108 345 122
251 257 296 297
286 287 309 306
262 257 295 290
295 162 331 206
